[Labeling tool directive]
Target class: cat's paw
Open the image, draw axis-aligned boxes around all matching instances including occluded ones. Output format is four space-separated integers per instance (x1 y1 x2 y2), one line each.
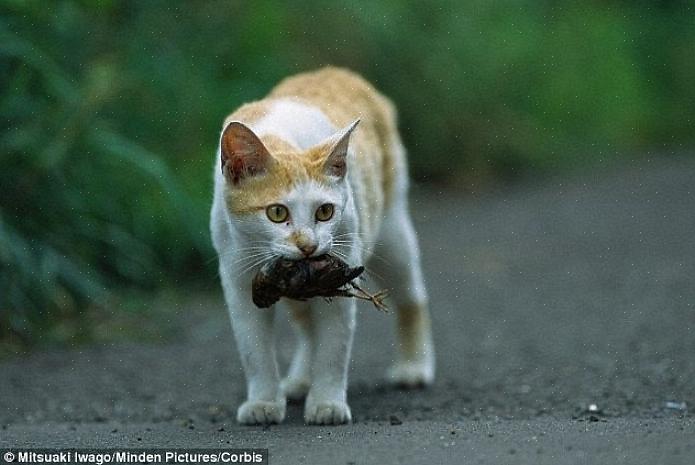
237 399 286 425
387 360 434 389
304 400 352 425
281 377 311 401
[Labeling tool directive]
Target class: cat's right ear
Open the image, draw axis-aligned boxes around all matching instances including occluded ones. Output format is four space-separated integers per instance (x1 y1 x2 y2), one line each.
220 122 274 186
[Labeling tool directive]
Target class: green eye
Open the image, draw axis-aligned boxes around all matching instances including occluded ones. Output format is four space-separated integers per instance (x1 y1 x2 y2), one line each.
315 203 334 222
266 204 289 223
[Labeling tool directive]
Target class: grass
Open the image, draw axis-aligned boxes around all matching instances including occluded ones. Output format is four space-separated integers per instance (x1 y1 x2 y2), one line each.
1 0 694 345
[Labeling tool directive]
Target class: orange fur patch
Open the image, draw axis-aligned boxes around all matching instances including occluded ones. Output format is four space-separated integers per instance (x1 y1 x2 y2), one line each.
396 302 431 360
222 67 406 242
223 147 331 215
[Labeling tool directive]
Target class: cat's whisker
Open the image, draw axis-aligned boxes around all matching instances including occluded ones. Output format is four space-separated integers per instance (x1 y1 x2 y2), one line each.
233 252 274 266
332 242 378 254
205 254 222 266
333 238 381 247
329 247 388 284
332 240 379 247
213 249 268 261
334 231 368 237
209 243 275 262
333 243 393 268
231 257 272 270
335 232 374 236
221 247 270 260
238 254 277 277
329 248 389 280
330 249 350 260
234 245 272 251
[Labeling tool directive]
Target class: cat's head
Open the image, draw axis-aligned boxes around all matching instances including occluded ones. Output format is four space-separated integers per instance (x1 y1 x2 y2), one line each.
219 120 359 260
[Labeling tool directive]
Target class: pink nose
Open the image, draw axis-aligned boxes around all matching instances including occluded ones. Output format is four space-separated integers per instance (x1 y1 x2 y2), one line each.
298 243 317 257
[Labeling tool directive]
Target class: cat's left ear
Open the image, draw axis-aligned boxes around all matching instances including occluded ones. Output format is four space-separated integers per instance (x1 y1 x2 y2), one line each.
322 119 360 179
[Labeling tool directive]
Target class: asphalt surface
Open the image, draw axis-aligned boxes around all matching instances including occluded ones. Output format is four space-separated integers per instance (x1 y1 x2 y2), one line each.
2 158 694 464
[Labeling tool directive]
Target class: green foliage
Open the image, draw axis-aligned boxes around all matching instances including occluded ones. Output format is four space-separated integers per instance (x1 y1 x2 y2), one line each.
1 1 694 341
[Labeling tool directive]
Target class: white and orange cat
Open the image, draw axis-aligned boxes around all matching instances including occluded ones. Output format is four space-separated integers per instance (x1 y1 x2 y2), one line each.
210 67 434 425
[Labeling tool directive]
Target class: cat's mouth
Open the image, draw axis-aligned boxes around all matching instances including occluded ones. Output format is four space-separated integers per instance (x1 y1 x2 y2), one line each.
278 243 327 261
283 251 323 261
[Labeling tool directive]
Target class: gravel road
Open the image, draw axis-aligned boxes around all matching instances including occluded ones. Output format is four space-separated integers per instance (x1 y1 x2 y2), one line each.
2 158 694 464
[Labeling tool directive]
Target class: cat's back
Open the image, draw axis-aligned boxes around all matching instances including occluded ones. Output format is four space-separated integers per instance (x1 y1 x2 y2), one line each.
269 66 393 131
269 67 399 170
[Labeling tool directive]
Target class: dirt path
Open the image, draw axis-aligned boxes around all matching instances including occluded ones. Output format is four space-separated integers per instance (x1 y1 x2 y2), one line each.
2 158 694 464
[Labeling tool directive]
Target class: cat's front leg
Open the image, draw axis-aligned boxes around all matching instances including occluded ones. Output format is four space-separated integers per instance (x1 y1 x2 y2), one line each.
304 298 356 425
222 275 286 425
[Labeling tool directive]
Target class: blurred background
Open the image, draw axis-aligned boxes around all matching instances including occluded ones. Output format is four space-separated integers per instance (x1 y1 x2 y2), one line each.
1 0 694 347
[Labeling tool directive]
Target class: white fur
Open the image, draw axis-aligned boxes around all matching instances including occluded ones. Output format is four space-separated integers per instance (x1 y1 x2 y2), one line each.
252 99 337 149
211 103 434 426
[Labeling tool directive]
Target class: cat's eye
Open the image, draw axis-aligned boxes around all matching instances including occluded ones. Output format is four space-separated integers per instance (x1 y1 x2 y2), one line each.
266 204 289 223
315 203 334 222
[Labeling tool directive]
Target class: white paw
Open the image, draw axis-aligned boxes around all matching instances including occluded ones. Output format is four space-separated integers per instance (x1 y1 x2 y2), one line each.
387 360 434 388
237 399 286 425
304 400 352 425
281 377 311 401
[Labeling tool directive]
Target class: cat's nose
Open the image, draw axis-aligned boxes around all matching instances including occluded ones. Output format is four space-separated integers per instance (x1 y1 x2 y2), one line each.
297 243 317 257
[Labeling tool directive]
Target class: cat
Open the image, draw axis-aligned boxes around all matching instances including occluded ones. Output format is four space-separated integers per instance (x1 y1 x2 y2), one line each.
210 67 434 425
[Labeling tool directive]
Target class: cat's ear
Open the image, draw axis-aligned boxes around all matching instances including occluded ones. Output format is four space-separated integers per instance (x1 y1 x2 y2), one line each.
322 119 360 179
220 122 274 185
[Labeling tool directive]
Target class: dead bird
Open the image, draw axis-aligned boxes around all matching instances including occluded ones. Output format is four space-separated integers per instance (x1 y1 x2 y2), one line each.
252 254 388 311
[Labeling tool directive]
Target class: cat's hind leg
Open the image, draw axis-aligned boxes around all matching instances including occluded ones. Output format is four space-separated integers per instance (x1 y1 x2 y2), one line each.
281 301 313 401
372 196 435 388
